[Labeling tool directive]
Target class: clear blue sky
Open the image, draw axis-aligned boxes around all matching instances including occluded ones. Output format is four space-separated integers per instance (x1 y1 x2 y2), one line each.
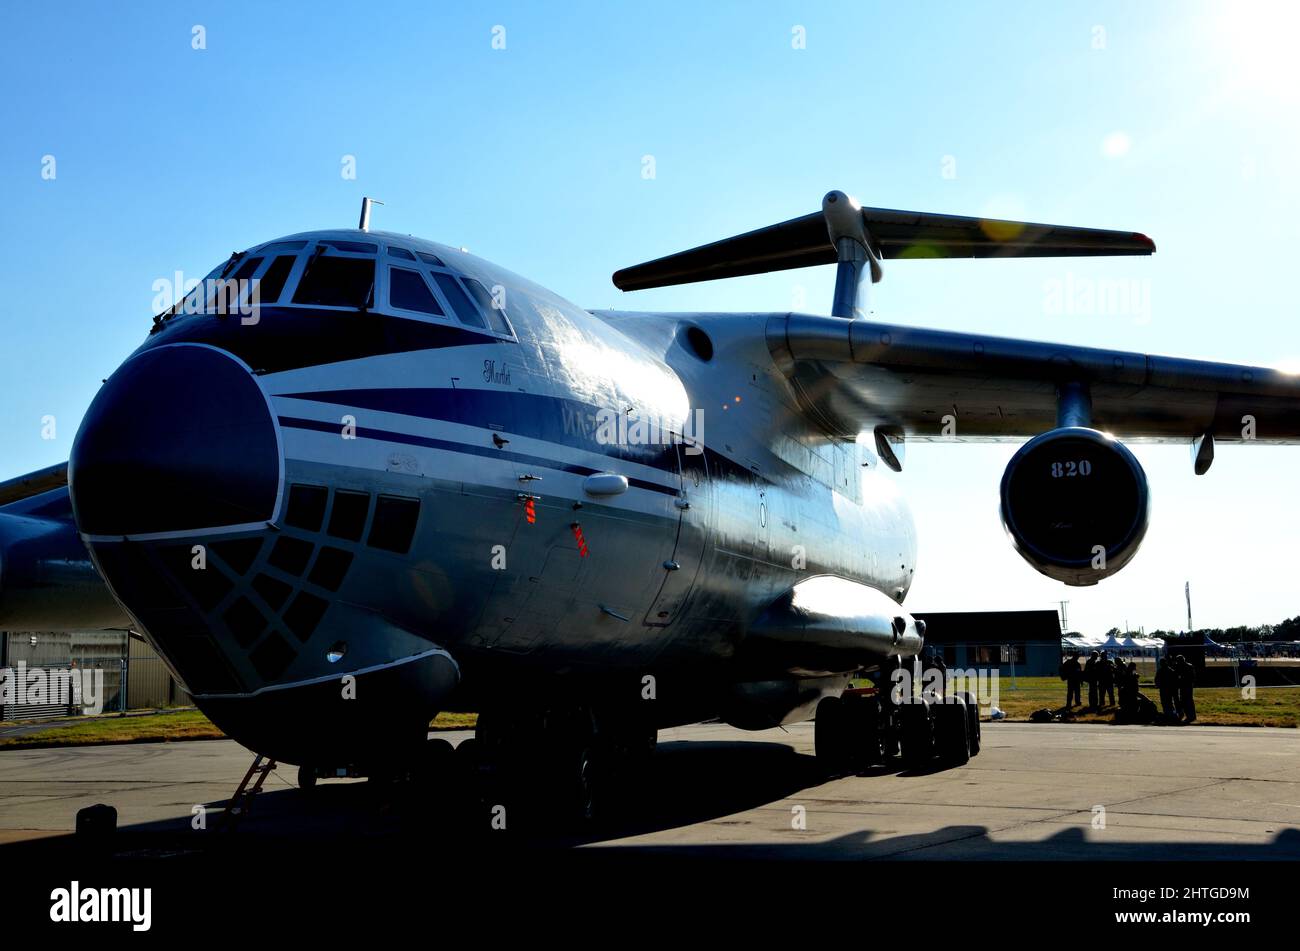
3 1 1298 635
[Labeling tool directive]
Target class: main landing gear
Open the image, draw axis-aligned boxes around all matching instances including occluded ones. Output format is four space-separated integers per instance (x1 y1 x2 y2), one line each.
464 704 658 828
814 688 980 775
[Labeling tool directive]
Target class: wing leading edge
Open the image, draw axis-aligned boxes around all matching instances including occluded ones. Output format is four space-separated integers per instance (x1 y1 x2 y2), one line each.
766 313 1300 445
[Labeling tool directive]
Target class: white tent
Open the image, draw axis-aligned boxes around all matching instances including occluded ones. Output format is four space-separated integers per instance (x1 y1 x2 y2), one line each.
1061 634 1164 653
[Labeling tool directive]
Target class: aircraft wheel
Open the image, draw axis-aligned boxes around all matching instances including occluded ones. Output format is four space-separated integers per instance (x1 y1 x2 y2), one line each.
454 737 481 777
814 696 850 774
935 697 971 767
298 765 317 791
573 743 603 824
416 737 455 788
958 691 981 756
842 694 882 768
899 697 933 768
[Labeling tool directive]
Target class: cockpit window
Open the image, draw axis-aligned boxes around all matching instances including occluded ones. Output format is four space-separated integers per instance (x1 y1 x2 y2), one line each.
321 240 377 254
257 255 297 304
230 256 263 282
388 246 415 260
195 256 261 314
429 272 488 329
259 240 307 255
388 267 444 316
463 278 514 336
293 254 375 308
416 251 445 268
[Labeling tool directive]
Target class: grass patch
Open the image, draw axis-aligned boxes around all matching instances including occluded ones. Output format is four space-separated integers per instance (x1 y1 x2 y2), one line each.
430 712 477 730
981 676 1300 728
0 709 224 749
0 708 480 750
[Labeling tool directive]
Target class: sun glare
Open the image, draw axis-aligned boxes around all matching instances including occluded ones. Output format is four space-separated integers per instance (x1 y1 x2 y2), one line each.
1212 1 1300 95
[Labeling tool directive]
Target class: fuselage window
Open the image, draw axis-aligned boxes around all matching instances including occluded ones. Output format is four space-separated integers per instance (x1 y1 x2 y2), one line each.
257 255 298 304
416 251 445 268
462 278 515 337
388 246 416 260
293 254 375 309
430 272 488 329
389 266 444 316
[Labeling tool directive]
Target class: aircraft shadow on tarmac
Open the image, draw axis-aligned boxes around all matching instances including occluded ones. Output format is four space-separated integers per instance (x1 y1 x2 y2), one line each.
7 738 1300 862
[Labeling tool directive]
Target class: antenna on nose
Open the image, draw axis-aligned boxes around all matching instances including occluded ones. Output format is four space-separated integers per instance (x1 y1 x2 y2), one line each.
358 196 384 232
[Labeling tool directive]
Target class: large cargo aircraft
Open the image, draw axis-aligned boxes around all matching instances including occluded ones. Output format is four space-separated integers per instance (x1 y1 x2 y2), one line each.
2 192 1295 819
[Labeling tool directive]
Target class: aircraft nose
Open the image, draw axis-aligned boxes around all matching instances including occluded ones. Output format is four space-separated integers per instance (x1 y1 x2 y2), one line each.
69 344 281 537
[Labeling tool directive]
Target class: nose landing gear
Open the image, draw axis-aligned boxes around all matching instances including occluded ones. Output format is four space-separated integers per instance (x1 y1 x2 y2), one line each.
469 704 657 830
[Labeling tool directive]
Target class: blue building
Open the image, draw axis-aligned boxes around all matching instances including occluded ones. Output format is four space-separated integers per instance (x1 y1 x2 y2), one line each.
911 610 1063 677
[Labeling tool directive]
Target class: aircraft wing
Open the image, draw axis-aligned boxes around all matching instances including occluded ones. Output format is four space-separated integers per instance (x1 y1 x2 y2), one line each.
0 463 131 630
613 190 1298 451
0 461 67 506
766 313 1300 448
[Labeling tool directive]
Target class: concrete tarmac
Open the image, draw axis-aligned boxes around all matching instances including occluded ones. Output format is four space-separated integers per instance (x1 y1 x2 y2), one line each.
2 720 1298 860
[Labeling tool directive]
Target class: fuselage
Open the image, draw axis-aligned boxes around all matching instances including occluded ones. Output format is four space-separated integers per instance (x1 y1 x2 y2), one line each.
67 229 918 764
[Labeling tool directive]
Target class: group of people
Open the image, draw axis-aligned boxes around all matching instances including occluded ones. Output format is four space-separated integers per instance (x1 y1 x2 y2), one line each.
1059 650 1197 724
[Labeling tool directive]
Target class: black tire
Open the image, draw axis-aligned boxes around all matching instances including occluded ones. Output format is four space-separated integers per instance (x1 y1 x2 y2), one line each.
842 694 883 768
936 697 970 766
416 737 455 788
899 697 933 767
298 765 317 791
959 691 981 756
455 737 481 775
814 696 848 773
567 742 605 824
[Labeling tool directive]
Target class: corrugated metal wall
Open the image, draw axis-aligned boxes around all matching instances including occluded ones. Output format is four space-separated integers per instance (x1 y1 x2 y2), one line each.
127 635 189 708
1 631 188 720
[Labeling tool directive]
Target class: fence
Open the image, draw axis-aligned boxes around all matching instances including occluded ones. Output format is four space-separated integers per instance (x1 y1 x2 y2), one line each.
1 631 189 721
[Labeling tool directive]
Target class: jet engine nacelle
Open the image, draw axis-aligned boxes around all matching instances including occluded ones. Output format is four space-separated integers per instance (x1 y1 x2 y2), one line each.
999 427 1150 586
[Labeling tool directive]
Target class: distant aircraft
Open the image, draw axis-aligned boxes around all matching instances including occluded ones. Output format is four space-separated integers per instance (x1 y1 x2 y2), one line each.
2 191 1294 820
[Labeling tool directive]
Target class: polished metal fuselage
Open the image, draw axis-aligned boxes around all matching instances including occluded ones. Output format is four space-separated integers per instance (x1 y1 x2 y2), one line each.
75 231 921 745
239 237 918 680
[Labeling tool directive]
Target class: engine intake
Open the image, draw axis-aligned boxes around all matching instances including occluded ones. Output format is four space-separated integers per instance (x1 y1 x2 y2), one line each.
999 427 1149 586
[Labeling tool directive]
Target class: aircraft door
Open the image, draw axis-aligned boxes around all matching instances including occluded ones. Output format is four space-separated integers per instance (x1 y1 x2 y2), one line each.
643 439 710 626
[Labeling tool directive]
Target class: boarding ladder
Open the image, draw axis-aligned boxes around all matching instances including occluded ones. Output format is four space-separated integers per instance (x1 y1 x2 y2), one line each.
221 754 277 831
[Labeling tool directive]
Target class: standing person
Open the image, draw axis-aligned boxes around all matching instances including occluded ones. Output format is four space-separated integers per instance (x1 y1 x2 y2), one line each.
1122 661 1140 716
1116 660 1133 715
1098 653 1115 708
922 648 947 700
1084 651 1099 709
1155 657 1177 721
1061 651 1083 708
1176 655 1197 723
